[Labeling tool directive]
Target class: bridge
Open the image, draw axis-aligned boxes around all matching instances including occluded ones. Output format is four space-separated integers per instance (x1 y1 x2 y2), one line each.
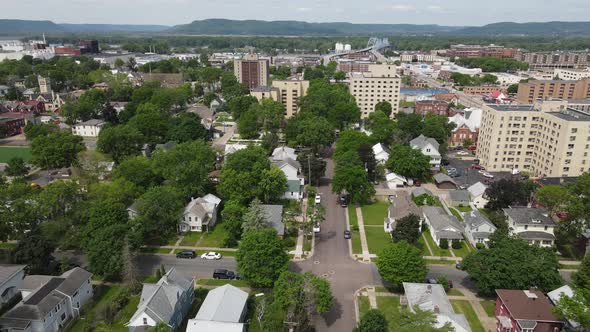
322 38 391 63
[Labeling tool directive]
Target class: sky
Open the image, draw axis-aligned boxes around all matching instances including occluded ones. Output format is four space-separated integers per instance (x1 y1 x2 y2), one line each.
2 0 590 26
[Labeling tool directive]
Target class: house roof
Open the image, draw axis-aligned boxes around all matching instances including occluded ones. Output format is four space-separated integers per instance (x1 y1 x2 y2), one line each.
128 268 193 326
410 134 440 151
412 187 433 197
463 210 496 232
372 143 390 162
194 285 248 323
271 146 296 161
224 144 247 155
449 190 470 202
388 191 421 221
517 231 555 240
286 179 302 193
385 172 407 183
467 182 487 198
496 289 561 323
547 285 574 305
184 194 220 222
0 264 26 288
503 207 556 226
433 173 456 185
261 205 284 236
272 157 301 171
186 320 244 332
423 206 463 239
76 119 105 127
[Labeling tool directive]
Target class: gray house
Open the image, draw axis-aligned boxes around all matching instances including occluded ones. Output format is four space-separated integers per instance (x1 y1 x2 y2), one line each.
503 207 557 247
186 284 249 332
422 206 463 247
448 190 470 207
463 210 497 247
433 173 457 190
384 191 422 233
261 204 285 237
0 264 26 309
126 268 194 332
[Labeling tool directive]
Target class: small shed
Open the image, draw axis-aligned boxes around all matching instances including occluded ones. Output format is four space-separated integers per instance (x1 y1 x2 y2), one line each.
433 173 457 189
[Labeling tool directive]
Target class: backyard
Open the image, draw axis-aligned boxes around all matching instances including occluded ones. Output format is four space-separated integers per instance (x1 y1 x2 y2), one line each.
0 146 31 163
198 225 231 248
422 230 451 257
361 202 389 225
450 300 485 332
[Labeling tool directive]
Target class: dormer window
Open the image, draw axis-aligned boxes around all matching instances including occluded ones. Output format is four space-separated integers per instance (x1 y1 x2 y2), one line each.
531 219 542 224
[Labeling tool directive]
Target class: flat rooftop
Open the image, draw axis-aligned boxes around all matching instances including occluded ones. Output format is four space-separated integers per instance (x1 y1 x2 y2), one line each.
487 104 590 121
488 104 536 112
549 110 590 122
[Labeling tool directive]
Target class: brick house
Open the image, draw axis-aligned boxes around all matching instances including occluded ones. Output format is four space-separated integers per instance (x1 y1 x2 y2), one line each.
495 289 563 332
415 100 450 116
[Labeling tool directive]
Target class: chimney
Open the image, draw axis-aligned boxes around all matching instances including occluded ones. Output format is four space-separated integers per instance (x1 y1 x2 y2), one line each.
427 285 432 293
434 305 440 314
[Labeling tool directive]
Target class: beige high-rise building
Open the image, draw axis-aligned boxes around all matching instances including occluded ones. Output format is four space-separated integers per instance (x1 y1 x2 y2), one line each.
250 79 309 118
234 54 269 89
349 64 400 118
516 78 590 103
476 100 590 178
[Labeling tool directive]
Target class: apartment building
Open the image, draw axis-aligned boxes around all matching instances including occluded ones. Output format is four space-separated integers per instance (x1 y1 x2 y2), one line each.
349 64 400 118
445 44 517 58
463 85 505 95
415 100 450 116
554 68 590 80
476 100 590 177
516 51 590 69
516 78 590 103
233 54 269 89
250 79 309 118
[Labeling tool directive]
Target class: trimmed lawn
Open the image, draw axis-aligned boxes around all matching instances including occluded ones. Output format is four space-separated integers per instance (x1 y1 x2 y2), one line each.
358 296 370 318
376 296 401 329
110 296 140 331
559 263 581 270
166 236 180 246
348 206 358 227
452 243 472 258
447 289 464 296
139 247 172 254
199 226 230 248
451 300 485 332
361 202 389 225
456 206 472 212
303 236 312 252
423 230 451 257
196 278 249 287
481 300 496 317
365 227 392 255
450 208 463 221
417 235 431 256
351 230 362 255
180 232 202 246
425 259 456 265
0 146 31 163
0 242 16 249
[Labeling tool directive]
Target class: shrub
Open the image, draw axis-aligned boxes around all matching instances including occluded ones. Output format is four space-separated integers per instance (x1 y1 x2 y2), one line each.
282 236 296 248
352 225 359 231
421 223 428 232
452 240 462 249
440 239 449 249
113 288 130 309
475 242 485 250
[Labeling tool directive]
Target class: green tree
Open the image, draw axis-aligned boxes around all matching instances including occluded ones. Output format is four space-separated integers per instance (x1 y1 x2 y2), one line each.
462 234 562 296
242 198 270 234
332 163 375 204
376 241 427 288
553 287 590 330
133 186 184 244
10 229 55 274
394 307 454 332
167 112 208 143
574 254 590 289
485 179 537 210
385 144 431 180
113 156 161 189
395 113 424 143
535 185 570 217
97 125 144 163
23 122 58 140
366 111 396 145
236 228 289 288
228 95 258 120
128 103 170 147
4 157 29 177
237 108 260 139
147 322 172 332
391 214 421 244
507 84 519 94
374 101 393 118
298 151 326 187
31 132 86 169
221 200 247 246
258 165 287 203
285 114 334 151
354 309 388 332
203 92 216 107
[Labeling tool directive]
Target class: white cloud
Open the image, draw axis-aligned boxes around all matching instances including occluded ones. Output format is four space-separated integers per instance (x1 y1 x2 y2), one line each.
296 7 311 12
426 5 451 13
389 4 416 12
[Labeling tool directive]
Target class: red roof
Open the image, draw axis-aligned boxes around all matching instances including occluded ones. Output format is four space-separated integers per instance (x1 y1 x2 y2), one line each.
490 91 503 98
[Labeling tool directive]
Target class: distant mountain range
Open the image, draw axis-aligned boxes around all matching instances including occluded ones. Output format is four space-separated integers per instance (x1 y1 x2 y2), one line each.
2 18 590 37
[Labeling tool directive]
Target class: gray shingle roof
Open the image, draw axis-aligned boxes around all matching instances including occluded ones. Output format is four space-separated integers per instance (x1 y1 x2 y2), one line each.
503 207 556 226
286 179 302 193
434 173 456 185
410 134 440 151
423 206 463 239
411 187 433 197
195 284 248 323
463 210 496 232
0 264 26 288
517 231 556 240
449 190 470 202
467 182 487 198
272 157 301 170
261 205 284 236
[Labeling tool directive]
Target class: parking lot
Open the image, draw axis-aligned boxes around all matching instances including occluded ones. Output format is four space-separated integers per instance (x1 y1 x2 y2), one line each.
445 153 514 188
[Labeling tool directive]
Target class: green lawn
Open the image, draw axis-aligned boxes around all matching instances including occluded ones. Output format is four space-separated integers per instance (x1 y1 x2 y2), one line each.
481 300 496 317
196 278 249 287
348 206 358 227
450 300 485 332
68 285 135 332
0 147 32 163
447 289 464 296
423 230 451 257
199 225 230 248
456 206 472 212
303 236 312 252
351 230 362 255
559 263 581 270
450 208 463 221
358 296 371 318
417 235 432 256
166 236 180 246
478 208 493 219
180 232 203 246
139 247 172 254
376 296 401 330
452 242 472 258
425 259 456 265
361 202 389 225
365 227 392 255
0 242 16 249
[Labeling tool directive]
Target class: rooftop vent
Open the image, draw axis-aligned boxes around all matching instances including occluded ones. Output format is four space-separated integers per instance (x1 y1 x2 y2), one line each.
524 290 538 300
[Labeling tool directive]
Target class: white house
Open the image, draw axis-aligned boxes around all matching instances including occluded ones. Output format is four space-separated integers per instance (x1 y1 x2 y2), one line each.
186 284 249 332
372 143 390 165
0 268 93 332
272 146 297 161
410 134 441 171
179 194 221 232
503 207 557 247
422 206 464 246
467 182 488 209
0 264 26 308
127 268 194 332
224 143 247 156
385 172 408 189
271 146 304 200
71 119 106 137
463 210 497 247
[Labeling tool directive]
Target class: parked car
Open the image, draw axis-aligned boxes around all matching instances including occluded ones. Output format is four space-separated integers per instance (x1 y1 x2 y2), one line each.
425 278 438 284
482 172 494 179
467 145 477 151
339 195 348 207
445 167 457 173
458 185 467 190
344 230 351 239
484 178 494 184
457 151 470 156
557 212 569 219
315 195 321 205
201 252 222 260
520 175 530 181
455 263 463 270
176 250 196 259
414 180 422 187
471 164 484 170
213 269 236 280
450 172 460 178
313 223 321 233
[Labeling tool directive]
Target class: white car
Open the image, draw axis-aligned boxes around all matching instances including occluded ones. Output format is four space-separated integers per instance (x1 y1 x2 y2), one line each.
482 172 494 179
478 170 486 174
457 151 470 156
315 195 321 205
201 252 222 260
313 223 320 233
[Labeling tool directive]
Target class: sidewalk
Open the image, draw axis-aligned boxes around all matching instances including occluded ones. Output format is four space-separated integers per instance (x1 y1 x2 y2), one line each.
356 206 372 262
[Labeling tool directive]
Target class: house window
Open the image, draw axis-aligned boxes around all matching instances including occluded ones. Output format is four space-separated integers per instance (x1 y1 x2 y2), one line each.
524 225 528 230
544 226 548 231
60 312 66 322
143 318 148 325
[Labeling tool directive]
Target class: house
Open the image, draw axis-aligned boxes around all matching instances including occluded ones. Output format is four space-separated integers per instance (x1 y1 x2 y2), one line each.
127 268 194 332
447 190 470 207
402 283 471 332
422 206 463 246
411 187 433 198
384 191 422 233
448 108 482 147
372 143 390 165
271 146 296 161
0 268 93 332
71 119 106 137
271 146 304 200
434 93 460 105
385 172 408 189
433 173 457 190
186 284 248 332
467 182 488 209
415 100 450 116
224 143 247 156
0 85 9 97
463 210 496 247
261 205 285 237
127 201 139 220
410 135 441 171
503 207 557 247
547 285 580 330
495 289 563 332
0 265 26 308
179 194 222 232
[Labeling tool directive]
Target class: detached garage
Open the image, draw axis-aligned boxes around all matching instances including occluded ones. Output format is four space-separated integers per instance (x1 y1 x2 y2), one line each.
433 173 457 190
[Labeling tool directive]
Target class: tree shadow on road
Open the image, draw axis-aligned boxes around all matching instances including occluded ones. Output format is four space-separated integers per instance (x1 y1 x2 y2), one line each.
320 296 343 327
